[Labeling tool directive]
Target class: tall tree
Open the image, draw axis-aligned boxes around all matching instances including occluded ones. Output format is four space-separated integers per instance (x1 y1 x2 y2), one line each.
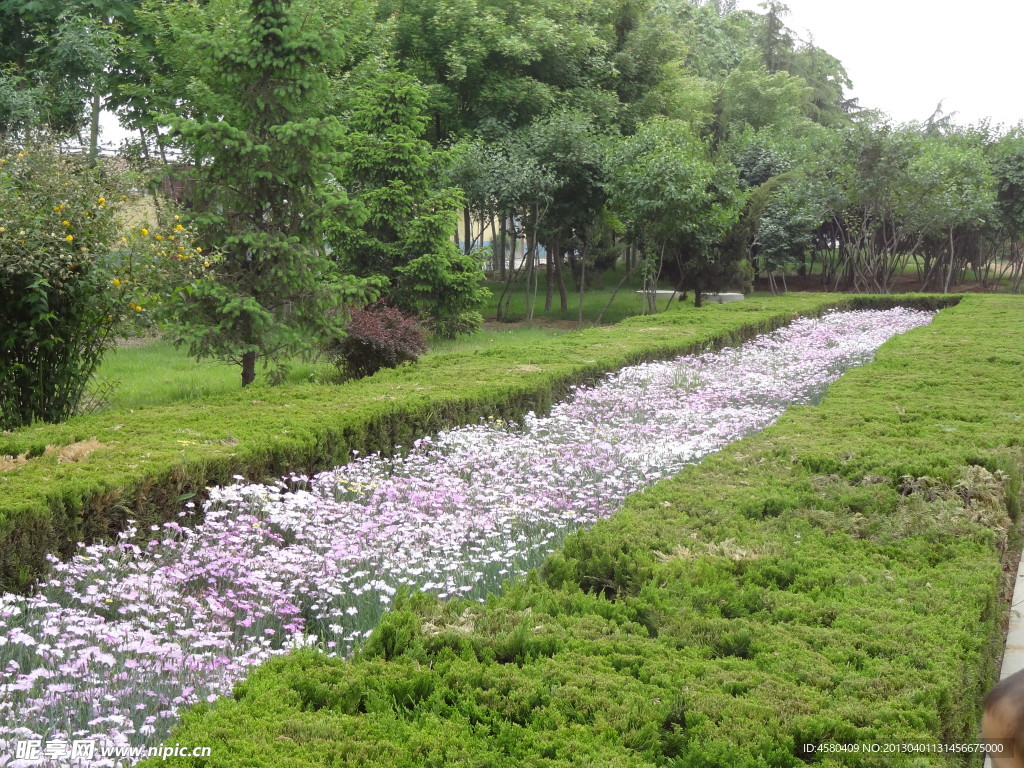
608 116 745 307
516 110 610 313
327 63 489 337
160 0 378 386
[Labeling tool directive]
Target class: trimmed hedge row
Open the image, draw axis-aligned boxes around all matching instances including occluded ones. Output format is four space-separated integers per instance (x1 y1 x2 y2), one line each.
0 294 940 594
141 294 1024 767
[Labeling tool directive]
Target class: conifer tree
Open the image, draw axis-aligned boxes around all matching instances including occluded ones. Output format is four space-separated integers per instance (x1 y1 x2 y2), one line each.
162 0 379 386
328 64 488 337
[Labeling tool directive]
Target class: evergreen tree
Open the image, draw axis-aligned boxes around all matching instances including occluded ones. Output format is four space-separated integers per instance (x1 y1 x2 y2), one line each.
161 0 379 386
328 63 488 337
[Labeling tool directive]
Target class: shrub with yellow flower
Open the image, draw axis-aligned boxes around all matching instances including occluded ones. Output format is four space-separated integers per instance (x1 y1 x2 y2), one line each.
0 142 211 429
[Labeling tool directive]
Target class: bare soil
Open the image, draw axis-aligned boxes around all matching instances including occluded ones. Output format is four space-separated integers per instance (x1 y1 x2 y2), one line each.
481 317 592 332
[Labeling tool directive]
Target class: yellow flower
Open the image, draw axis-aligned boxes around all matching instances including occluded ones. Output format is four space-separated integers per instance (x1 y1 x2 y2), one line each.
65 235 74 242
204 260 210 268
63 220 71 227
135 305 142 312
120 195 128 201
120 237 127 244
155 235 163 241
112 279 121 286
140 228 149 237
174 224 183 231
129 301 137 309
195 247 203 253
0 227 5 233
174 215 180 221
98 197 105 204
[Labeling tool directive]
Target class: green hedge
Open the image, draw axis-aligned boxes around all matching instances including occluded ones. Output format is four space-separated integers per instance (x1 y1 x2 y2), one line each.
0 293 934 594
139 293 1023 767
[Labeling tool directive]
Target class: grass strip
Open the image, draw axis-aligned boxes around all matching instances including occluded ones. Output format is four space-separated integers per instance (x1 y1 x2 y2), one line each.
141 293 1023 767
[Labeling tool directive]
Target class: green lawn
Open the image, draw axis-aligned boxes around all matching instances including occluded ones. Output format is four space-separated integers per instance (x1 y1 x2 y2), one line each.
90 265 674 413
87 339 336 413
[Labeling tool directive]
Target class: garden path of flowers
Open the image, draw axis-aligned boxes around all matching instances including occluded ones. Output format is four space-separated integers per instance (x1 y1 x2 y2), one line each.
0 308 935 766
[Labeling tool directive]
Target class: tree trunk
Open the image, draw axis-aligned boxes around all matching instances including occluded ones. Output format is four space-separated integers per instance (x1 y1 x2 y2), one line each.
577 244 587 327
241 351 257 387
525 208 539 323
463 208 473 255
544 241 554 311
943 227 956 294
489 216 499 272
498 215 507 280
553 240 568 311
89 91 101 164
595 269 631 325
155 126 168 165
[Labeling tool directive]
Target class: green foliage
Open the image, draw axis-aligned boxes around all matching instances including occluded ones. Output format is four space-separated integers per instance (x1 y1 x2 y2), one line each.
0 2 121 137
0 143 199 429
140 294 1023 767
159 0 380 386
328 64 488 337
378 0 612 139
990 128 1024 238
717 56 810 137
517 109 609 241
608 116 746 304
805 120 999 292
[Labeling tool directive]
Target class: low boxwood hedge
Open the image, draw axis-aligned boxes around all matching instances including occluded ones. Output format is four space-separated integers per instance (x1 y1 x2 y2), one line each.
0 293 943 594
137 293 1023 767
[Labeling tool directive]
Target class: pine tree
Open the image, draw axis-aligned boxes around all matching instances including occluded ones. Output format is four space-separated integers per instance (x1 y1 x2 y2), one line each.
327 64 488 337
162 0 379 386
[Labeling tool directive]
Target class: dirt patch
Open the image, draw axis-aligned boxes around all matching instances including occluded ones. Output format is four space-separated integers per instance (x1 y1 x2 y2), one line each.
482 317 592 332
114 332 161 349
1 437 105 471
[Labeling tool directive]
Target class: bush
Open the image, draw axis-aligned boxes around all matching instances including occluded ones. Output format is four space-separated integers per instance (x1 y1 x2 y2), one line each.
0 144 125 429
326 303 427 379
0 142 203 429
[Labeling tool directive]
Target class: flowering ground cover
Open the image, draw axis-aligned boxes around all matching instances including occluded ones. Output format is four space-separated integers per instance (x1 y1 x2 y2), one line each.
115 294 1023 767
0 308 938 766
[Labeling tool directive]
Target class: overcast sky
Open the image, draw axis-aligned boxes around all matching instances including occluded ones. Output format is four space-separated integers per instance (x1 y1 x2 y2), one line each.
734 0 1024 129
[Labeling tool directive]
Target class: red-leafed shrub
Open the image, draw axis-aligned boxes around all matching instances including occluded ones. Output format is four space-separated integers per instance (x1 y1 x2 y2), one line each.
326 303 427 379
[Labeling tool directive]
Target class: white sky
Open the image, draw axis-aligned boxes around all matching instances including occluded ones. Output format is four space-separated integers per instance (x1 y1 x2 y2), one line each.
734 0 1024 129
